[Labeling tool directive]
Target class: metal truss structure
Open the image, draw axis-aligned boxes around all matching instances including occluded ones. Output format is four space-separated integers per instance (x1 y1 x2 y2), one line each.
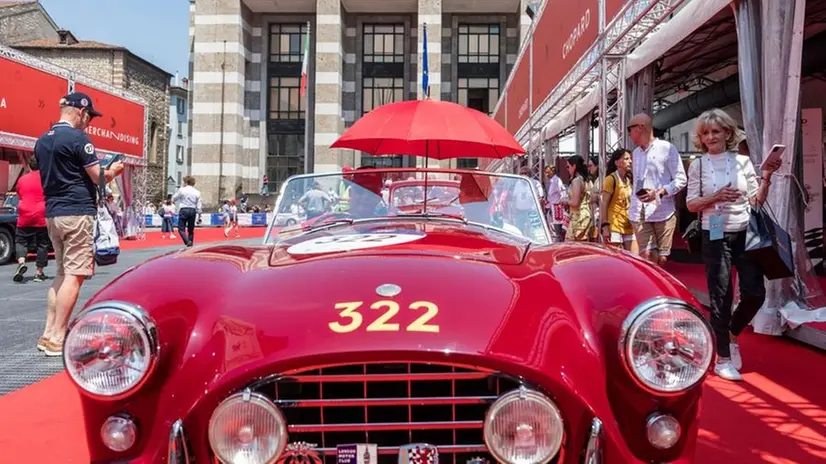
598 55 627 182
513 0 688 148
0 44 149 240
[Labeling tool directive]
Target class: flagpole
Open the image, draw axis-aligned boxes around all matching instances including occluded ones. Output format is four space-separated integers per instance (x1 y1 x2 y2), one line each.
302 21 311 174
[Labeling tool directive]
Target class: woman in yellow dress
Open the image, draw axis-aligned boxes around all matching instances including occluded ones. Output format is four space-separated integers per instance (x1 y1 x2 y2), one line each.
563 155 593 241
599 148 638 252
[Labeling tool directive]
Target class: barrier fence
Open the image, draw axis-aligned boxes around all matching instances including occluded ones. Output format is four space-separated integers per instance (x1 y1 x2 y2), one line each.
144 213 273 228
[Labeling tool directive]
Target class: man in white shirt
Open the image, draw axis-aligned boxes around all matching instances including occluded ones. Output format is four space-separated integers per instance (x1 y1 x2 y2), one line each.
172 176 203 247
627 113 687 267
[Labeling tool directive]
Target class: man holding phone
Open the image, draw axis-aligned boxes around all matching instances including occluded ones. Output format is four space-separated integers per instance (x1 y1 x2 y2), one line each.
34 92 125 356
627 113 687 267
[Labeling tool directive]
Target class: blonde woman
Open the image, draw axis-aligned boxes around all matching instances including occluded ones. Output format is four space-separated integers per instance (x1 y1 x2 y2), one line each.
685 108 781 381
563 155 593 241
600 148 637 252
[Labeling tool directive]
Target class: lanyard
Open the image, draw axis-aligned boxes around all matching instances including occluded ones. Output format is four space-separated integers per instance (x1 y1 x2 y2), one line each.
705 153 731 211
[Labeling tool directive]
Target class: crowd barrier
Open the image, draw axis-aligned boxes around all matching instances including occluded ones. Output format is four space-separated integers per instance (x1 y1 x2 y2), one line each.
143 213 273 228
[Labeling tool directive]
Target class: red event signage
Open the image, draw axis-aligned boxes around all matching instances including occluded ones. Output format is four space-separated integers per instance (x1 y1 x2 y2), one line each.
0 56 68 141
605 0 629 27
74 83 145 158
531 0 599 112
506 51 531 135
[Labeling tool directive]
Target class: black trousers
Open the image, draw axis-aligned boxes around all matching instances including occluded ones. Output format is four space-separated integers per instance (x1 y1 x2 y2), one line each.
15 226 50 269
701 230 766 358
177 208 197 246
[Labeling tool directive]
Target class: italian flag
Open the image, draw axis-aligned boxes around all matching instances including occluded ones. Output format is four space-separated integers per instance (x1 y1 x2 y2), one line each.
300 21 310 96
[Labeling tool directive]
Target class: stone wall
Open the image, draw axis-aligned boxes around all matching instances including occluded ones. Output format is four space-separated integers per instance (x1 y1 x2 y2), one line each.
18 48 124 85
0 3 58 45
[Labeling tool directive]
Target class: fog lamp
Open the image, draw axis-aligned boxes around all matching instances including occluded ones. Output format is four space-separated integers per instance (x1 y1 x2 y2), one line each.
101 414 137 452
646 413 681 450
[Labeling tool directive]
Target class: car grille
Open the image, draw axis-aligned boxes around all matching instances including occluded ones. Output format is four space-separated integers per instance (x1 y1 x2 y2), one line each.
250 362 525 464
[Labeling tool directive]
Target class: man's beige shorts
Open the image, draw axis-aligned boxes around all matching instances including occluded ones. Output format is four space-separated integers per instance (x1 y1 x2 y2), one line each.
46 215 95 277
632 214 677 257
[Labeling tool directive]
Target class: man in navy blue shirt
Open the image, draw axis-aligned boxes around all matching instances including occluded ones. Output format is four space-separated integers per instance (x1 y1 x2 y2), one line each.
34 92 125 356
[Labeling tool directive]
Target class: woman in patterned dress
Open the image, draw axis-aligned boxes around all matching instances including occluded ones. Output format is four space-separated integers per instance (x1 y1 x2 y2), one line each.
562 155 593 242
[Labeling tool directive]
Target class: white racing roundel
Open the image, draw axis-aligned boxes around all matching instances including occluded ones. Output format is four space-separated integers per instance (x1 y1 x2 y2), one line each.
287 232 425 255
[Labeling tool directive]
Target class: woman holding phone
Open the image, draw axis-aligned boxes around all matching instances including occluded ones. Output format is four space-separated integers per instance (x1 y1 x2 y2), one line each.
685 108 781 381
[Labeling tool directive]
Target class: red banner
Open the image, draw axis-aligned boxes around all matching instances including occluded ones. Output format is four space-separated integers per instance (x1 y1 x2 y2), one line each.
507 49 531 135
493 91 507 130
74 83 145 158
531 0 599 111
0 56 68 141
605 0 629 27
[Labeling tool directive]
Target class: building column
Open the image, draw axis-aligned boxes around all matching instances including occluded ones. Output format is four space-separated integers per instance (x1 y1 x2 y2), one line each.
417 0 443 167
313 0 345 173
191 0 247 206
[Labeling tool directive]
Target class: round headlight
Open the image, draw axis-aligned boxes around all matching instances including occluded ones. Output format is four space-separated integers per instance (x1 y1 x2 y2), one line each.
208 391 288 464
620 297 713 393
64 302 158 398
483 387 564 464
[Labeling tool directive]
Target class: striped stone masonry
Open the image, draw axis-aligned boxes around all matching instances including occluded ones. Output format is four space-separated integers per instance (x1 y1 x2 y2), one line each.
313 0 345 173
417 0 445 168
520 0 532 45
191 0 258 206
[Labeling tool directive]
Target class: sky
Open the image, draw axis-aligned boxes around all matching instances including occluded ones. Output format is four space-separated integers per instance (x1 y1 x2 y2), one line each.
39 0 190 80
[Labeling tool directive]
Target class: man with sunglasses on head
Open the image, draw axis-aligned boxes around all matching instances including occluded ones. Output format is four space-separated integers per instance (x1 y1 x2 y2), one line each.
627 113 686 268
33 92 125 357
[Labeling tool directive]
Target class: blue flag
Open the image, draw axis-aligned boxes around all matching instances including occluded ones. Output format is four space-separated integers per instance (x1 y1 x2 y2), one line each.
421 23 429 98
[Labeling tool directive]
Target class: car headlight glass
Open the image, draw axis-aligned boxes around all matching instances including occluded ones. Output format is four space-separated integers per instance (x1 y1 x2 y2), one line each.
64 302 158 398
621 298 713 393
483 387 564 464
208 391 288 464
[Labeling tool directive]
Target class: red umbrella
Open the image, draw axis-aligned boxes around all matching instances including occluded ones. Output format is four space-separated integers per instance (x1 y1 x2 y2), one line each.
329 99 526 159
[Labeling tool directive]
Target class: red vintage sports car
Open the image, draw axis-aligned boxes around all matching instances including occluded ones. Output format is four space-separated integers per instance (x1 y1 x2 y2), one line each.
63 168 713 464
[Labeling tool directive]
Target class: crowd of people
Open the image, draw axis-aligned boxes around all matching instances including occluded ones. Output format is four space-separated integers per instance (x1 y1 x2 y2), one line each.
537 109 782 382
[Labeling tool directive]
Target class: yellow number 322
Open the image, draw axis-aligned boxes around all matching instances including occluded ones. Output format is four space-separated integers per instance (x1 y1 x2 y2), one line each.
329 300 440 334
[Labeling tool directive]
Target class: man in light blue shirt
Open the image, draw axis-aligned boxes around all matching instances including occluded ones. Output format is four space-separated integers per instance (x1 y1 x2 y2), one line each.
627 113 687 267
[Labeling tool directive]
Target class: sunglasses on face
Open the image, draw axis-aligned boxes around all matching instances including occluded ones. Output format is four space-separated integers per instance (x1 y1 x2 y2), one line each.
627 124 643 134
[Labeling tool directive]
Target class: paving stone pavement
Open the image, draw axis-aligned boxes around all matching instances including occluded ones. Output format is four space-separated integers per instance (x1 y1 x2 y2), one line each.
0 239 261 396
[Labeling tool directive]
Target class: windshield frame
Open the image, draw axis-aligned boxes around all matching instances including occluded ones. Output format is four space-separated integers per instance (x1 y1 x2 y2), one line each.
262 167 551 245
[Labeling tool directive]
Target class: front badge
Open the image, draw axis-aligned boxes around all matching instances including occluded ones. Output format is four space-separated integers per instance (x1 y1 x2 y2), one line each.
278 442 323 464
337 444 378 464
398 443 439 464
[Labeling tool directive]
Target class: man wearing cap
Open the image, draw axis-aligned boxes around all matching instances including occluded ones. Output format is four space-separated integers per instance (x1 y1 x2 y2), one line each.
34 92 125 356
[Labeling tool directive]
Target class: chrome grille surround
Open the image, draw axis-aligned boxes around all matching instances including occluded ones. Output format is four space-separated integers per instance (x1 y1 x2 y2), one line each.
245 362 556 464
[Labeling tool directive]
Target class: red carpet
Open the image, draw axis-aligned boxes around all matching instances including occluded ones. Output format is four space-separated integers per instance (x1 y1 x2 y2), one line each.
119 226 265 250
1 244 824 462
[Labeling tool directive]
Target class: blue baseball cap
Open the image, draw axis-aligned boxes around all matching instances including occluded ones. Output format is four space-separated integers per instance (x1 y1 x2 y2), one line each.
60 92 103 117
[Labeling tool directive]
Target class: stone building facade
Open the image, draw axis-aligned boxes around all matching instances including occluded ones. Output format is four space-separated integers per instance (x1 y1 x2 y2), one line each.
190 0 532 206
1 2 173 202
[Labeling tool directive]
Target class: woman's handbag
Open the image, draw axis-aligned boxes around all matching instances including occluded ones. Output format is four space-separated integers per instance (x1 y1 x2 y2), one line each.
745 203 794 280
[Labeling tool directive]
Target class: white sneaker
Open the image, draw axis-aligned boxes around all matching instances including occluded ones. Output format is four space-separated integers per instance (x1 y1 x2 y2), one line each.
714 359 743 381
729 343 742 370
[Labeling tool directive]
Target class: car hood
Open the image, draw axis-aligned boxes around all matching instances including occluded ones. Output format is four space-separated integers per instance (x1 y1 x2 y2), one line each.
269 221 532 265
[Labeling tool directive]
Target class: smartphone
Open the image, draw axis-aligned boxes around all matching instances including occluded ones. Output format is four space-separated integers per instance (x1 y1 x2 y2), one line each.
100 153 124 168
760 144 785 171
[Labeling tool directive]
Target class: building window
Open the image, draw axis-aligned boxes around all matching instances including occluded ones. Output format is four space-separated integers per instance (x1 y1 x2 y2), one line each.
458 24 500 64
176 145 184 164
269 23 308 63
177 171 182 188
176 99 186 115
457 78 500 115
361 23 405 167
267 133 305 193
268 77 305 120
177 121 184 138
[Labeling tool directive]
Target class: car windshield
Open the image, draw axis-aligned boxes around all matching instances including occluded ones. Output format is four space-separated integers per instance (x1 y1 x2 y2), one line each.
264 168 550 246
